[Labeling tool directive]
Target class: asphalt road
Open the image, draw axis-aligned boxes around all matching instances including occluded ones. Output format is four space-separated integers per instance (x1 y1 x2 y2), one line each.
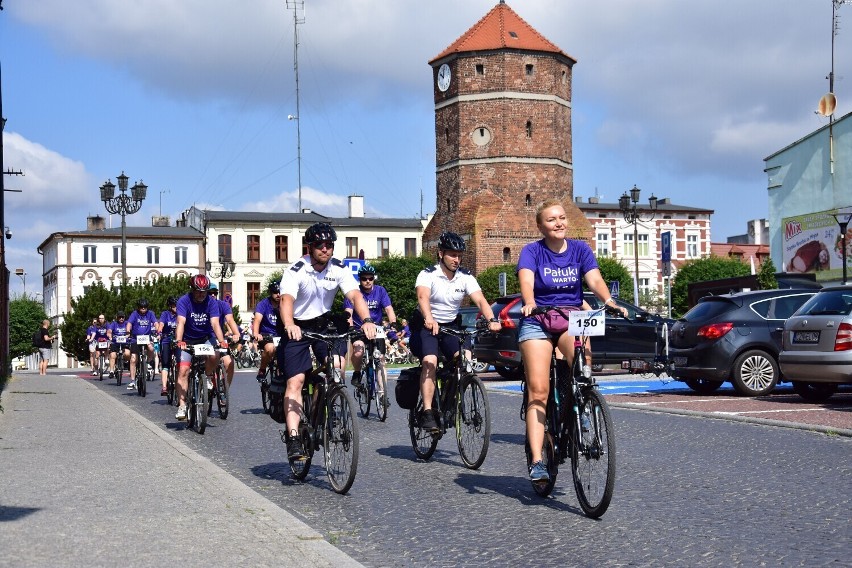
81 368 851 567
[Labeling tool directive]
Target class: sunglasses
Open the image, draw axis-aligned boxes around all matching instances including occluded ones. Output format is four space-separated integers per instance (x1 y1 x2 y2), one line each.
360 276 374 281
313 241 334 250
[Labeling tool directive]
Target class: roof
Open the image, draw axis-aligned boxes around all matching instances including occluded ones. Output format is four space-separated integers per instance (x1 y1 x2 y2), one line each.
430 1 575 64
575 200 714 215
202 209 424 229
38 226 204 252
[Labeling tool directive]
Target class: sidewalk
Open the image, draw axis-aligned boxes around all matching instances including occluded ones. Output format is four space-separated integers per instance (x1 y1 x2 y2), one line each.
0 372 362 568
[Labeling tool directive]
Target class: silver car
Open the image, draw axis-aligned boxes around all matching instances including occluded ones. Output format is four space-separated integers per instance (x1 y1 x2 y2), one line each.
779 286 852 401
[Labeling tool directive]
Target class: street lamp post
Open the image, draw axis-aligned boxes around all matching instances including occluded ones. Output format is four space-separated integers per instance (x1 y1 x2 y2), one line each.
205 255 236 294
832 208 852 285
619 185 658 305
14 267 24 295
100 172 147 288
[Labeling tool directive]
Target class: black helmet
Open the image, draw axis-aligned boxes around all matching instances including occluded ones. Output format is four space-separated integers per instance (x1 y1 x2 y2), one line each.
358 264 377 278
438 231 466 252
116 311 126 319
166 296 177 307
268 281 281 295
137 298 149 309
305 222 337 245
189 274 211 291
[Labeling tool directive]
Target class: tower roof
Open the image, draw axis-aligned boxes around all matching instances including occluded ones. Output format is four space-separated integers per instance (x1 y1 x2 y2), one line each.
429 1 576 64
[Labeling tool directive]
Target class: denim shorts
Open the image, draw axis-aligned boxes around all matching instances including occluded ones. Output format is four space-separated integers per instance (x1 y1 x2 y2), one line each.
518 317 561 343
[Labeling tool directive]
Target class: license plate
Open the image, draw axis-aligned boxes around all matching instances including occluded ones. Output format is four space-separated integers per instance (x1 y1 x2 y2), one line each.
793 331 820 344
673 356 687 367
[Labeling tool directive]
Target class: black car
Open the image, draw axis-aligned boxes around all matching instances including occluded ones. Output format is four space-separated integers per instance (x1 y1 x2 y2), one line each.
459 306 489 372
669 288 818 396
474 293 674 379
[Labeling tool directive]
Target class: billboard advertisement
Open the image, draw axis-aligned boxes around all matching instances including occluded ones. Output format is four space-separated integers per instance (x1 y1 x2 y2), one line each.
782 208 851 282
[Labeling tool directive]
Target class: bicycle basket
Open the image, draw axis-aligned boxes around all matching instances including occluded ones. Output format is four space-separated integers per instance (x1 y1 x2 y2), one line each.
395 366 422 410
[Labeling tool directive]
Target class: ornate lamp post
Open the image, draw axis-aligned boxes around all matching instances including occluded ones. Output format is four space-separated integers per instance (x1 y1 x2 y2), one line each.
100 172 147 287
205 255 236 293
831 208 852 285
619 185 658 304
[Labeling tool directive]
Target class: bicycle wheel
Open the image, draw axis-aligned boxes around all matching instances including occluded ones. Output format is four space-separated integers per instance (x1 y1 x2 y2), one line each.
456 373 491 469
288 422 314 480
137 354 147 397
324 386 359 494
571 388 615 518
375 361 388 422
260 366 271 414
167 360 176 406
194 371 208 434
409 393 439 460
356 366 372 418
115 354 123 386
99 354 106 381
525 431 557 497
216 364 229 419
187 373 197 429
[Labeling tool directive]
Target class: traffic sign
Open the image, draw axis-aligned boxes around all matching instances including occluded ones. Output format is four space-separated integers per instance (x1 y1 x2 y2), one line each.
343 258 365 279
661 231 671 262
610 280 620 299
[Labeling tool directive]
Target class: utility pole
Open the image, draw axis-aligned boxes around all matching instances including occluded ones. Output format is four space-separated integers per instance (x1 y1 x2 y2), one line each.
286 0 305 213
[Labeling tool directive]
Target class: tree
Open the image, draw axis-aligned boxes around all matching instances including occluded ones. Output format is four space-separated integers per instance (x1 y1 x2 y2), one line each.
9 296 48 360
670 256 751 317
756 256 778 290
371 254 434 319
595 257 634 304
476 264 519 302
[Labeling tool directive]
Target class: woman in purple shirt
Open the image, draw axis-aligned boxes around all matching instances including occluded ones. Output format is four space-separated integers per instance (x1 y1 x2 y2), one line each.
517 200 625 483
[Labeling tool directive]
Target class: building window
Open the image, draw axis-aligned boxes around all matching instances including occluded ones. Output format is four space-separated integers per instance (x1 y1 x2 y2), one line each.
146 246 160 264
525 194 532 206
218 234 232 261
639 277 651 295
525 63 534 76
502 247 511 262
596 233 610 257
247 282 260 311
638 234 649 257
404 238 417 257
113 246 120 264
623 233 634 257
561 70 567 84
377 238 390 259
346 237 358 258
445 127 449 143
275 236 288 263
83 245 97 264
475 63 484 75
687 234 699 258
247 235 260 263
526 120 533 138
221 282 232 302
175 246 188 265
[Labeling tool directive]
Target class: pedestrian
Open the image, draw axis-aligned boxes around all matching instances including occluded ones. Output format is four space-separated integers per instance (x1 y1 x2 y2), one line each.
37 319 56 376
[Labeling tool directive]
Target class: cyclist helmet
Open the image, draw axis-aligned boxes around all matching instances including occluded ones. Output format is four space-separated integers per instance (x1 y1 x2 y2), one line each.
358 264 377 279
116 311 126 320
304 222 337 245
438 231 466 252
189 273 211 291
137 298 149 309
166 296 177 307
268 281 281 295
208 282 219 294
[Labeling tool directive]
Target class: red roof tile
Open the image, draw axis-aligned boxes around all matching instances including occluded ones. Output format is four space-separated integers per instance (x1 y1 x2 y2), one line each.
430 1 575 64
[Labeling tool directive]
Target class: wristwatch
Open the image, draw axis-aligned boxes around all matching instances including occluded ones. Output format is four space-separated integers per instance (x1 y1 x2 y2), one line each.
489 317 499 323
362 317 374 324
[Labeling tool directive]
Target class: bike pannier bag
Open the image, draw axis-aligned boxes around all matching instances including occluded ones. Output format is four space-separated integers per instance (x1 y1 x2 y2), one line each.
395 366 422 410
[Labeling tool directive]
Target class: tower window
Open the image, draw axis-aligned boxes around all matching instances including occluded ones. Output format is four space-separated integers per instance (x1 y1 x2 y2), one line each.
525 194 532 206
502 247 511 262
445 127 449 143
446 199 452 212
475 64 484 75
526 120 533 138
562 70 567 84
509 31 518 38
525 64 534 76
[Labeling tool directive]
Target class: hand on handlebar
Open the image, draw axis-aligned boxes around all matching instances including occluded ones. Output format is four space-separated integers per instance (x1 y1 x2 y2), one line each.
425 319 439 336
176 341 187 351
361 321 377 340
284 324 302 342
520 302 537 317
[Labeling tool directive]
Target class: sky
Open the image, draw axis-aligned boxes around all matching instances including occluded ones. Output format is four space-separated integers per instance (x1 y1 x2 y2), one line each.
1 0 851 298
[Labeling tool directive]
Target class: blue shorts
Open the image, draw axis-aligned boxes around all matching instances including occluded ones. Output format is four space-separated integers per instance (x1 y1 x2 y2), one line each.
275 335 346 390
518 318 561 343
410 324 465 361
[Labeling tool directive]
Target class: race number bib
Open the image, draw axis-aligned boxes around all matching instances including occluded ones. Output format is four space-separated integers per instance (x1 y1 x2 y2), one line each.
194 343 215 356
272 336 281 347
115 336 127 344
374 326 386 339
567 310 605 336
136 335 150 345
97 341 109 349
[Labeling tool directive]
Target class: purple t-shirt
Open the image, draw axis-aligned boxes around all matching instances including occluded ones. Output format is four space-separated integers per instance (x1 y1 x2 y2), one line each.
176 293 221 342
517 239 599 306
343 284 392 328
110 320 130 343
93 325 110 342
158 310 177 344
254 297 279 336
86 325 97 341
127 309 158 338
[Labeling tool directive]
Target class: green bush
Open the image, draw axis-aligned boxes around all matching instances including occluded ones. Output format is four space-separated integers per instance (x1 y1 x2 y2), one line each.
671 256 751 317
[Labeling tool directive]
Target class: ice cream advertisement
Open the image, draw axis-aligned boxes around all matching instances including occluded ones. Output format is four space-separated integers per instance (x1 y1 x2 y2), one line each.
782 208 852 282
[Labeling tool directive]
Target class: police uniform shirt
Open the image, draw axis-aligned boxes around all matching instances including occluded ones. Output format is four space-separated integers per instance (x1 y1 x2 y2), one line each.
415 264 482 324
281 256 358 320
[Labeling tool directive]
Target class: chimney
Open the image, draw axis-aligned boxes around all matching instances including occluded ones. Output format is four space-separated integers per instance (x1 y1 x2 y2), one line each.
575 196 583 203
349 195 365 218
151 216 171 227
588 197 599 204
87 215 106 231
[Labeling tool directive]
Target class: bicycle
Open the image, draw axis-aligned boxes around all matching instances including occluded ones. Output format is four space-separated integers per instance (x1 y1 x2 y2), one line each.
279 318 360 494
134 334 151 397
407 324 492 469
96 341 109 381
114 336 128 386
522 305 617 518
351 329 390 422
184 343 214 434
207 345 231 420
259 336 280 414
163 337 178 406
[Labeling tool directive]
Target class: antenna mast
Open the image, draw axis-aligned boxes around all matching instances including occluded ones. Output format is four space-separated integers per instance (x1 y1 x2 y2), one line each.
287 0 305 212
828 1 851 173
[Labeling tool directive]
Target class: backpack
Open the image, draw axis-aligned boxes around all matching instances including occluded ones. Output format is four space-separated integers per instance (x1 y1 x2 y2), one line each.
32 329 43 348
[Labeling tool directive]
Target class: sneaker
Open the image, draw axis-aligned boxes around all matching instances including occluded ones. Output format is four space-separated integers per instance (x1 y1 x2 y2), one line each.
256 369 266 382
351 370 362 387
175 406 188 421
419 408 439 432
529 460 550 482
287 437 306 461
161 387 168 396
91 370 98 376
206 377 214 391
127 381 136 390
109 371 115 379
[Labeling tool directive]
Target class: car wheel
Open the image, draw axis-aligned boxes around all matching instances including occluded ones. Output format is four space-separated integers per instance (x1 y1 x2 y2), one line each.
731 349 778 396
791 381 838 402
471 359 488 373
592 363 604 372
494 365 524 380
684 378 723 394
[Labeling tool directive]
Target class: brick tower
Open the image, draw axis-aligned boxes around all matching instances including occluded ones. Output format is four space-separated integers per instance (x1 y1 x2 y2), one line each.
424 1 591 274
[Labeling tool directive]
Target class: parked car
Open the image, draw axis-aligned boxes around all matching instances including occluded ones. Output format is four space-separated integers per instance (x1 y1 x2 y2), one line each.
669 289 818 396
474 293 674 380
779 286 852 401
459 306 489 372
